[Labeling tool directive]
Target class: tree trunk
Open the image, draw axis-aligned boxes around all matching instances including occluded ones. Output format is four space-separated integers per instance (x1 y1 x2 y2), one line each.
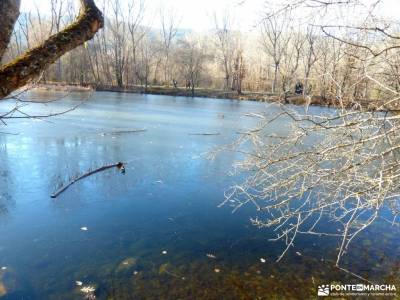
272 64 278 94
0 0 103 99
0 0 21 61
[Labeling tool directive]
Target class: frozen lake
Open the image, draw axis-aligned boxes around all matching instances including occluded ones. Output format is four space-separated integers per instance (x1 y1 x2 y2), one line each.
0 91 398 299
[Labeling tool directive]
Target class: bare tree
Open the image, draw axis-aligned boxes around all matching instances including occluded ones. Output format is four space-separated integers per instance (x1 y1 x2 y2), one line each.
93 0 113 85
302 25 318 95
220 0 400 280
136 35 158 91
127 0 146 85
212 9 237 91
314 36 345 102
231 49 246 94
260 13 292 94
108 0 128 87
49 0 64 81
160 7 179 86
279 28 304 98
177 36 209 97
0 0 103 99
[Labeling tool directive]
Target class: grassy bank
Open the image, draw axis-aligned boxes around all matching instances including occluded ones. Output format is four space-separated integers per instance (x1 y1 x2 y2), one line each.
95 84 332 107
103 85 399 111
30 83 398 111
96 85 277 101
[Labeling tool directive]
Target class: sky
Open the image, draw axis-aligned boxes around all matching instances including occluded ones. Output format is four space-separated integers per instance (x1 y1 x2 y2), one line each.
20 0 265 31
20 0 400 31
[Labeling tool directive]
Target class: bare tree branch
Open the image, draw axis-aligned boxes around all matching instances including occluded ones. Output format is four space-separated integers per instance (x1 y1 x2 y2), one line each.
0 0 103 99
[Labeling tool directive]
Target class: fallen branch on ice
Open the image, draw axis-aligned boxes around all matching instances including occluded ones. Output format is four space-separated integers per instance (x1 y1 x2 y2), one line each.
99 128 147 136
188 132 220 136
0 131 19 135
51 162 125 198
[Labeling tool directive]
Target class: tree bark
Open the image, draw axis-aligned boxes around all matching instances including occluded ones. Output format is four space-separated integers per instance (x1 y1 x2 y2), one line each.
0 0 21 61
0 0 103 99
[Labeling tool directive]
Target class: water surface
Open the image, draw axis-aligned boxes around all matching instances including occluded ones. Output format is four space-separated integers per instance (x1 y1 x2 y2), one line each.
0 92 399 299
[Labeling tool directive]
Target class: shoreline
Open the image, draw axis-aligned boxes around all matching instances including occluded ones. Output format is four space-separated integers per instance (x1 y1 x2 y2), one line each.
29 83 398 111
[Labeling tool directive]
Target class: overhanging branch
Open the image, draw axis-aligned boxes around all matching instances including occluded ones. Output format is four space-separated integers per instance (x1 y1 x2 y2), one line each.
0 0 104 99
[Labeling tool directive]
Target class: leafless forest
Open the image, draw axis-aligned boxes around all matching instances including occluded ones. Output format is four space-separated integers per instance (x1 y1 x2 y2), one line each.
3 0 400 108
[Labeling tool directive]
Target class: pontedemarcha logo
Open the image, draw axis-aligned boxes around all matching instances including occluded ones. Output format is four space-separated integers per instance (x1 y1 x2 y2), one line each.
317 283 396 297
318 285 330 296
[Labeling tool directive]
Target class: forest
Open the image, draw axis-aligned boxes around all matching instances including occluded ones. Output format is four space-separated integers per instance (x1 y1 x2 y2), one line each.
4 0 400 109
